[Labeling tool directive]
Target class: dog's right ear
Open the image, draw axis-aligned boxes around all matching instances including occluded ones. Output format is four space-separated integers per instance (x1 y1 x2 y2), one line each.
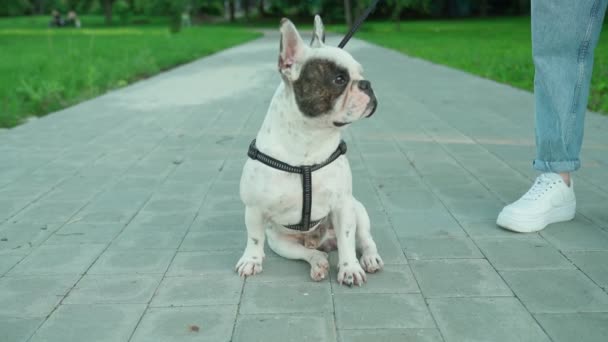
279 18 306 78
310 15 325 48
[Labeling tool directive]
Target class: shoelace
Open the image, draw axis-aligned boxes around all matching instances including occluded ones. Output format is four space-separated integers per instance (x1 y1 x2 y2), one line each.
522 174 560 200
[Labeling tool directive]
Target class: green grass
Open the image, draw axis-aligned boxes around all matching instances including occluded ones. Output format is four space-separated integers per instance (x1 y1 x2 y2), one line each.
336 17 608 114
0 16 261 128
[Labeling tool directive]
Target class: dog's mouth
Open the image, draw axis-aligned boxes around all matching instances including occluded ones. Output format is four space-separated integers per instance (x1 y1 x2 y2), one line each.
365 98 378 118
333 121 351 127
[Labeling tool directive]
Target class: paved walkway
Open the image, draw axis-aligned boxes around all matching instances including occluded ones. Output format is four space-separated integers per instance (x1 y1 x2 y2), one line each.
2 32 608 342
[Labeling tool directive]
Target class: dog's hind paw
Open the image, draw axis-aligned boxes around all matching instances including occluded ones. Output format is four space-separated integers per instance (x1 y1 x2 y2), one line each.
309 252 329 281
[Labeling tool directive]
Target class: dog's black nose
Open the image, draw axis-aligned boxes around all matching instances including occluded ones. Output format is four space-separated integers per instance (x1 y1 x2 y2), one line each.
358 80 371 91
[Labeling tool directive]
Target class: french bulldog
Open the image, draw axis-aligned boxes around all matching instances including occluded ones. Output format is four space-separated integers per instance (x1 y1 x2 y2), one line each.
236 15 383 286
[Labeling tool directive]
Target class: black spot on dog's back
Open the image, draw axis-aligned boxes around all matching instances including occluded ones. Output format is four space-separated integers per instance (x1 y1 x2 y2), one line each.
293 59 349 117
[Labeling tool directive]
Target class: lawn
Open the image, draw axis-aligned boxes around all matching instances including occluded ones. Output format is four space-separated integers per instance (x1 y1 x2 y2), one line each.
0 16 261 128
340 17 608 115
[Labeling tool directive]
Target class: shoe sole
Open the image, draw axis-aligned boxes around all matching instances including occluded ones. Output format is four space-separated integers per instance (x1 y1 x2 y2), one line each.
496 202 576 233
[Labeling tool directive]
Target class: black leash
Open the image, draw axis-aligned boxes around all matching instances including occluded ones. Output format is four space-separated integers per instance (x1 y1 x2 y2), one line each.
338 0 382 48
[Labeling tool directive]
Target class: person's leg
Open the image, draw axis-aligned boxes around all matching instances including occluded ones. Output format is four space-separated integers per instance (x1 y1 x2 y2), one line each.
532 0 607 177
497 0 607 233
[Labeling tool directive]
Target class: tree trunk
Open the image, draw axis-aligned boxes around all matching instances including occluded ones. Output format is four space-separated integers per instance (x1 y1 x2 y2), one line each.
103 0 113 25
479 0 489 17
244 0 250 20
258 0 265 17
344 0 353 28
229 0 236 22
393 2 403 31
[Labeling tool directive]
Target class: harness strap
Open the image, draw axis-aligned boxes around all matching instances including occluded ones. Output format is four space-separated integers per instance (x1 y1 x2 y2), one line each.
247 139 347 231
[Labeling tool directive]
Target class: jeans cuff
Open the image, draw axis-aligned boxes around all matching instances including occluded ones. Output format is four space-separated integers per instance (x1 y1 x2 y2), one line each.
533 159 581 173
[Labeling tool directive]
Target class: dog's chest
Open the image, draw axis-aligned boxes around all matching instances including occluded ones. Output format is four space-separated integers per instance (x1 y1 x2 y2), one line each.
241 157 351 222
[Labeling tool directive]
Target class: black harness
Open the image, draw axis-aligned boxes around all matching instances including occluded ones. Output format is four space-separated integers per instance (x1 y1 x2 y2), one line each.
247 139 347 231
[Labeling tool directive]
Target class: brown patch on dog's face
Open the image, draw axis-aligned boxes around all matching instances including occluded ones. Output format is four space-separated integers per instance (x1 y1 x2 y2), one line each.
293 59 350 117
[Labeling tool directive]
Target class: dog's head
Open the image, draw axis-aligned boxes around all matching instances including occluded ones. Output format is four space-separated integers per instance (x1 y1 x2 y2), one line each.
278 15 377 129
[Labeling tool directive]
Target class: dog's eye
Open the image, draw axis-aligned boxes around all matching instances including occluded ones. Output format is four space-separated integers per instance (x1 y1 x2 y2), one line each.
334 75 347 86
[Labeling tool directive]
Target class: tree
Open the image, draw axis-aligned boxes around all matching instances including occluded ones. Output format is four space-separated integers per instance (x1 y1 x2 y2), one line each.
228 0 235 22
258 0 266 17
102 0 114 24
344 0 353 28
243 0 250 20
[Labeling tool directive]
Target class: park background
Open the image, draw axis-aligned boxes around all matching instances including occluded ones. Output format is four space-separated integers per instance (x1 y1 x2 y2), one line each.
1 0 607 129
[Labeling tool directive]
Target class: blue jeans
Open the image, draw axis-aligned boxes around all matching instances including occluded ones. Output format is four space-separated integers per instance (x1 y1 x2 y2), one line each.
532 0 607 173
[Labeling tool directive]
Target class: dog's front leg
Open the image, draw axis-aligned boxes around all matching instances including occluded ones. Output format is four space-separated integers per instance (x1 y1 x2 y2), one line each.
235 206 266 277
332 199 367 286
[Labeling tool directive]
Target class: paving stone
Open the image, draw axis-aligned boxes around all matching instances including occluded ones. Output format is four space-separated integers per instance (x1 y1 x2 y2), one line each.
377 186 443 212
240 281 332 314
9 244 106 275
45 222 122 245
141 198 201 213
234 313 336 342
190 211 244 231
154 180 212 200
11 201 83 224
88 250 175 275
330 264 419 294
127 211 196 228
369 227 408 264
245 257 317 283
432 183 497 203
73 208 136 224
29 304 146 342
0 222 58 254
151 275 243 307
564 251 608 289
167 251 242 276
540 217 608 251
334 293 435 329
0 199 27 221
110 229 184 249
0 316 43 342
352 181 386 212
363 156 418 178
428 297 551 342
476 236 574 270
400 236 483 260
131 305 237 342
458 219 522 238
443 199 505 221
0 275 79 317
0 255 23 275
339 329 442 342
64 274 161 304
410 259 512 298
501 269 608 313
389 211 466 238
579 204 608 229
179 231 245 251
535 312 608 342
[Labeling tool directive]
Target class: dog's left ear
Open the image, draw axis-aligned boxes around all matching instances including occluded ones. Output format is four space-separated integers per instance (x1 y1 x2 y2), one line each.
310 15 325 48
279 18 307 78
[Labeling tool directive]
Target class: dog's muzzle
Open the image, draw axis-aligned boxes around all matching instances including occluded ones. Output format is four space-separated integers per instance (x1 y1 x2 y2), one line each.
358 80 377 118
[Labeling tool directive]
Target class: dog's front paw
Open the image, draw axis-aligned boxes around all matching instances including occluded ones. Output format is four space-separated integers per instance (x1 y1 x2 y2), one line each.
360 251 384 273
309 251 329 281
337 261 367 286
235 254 264 277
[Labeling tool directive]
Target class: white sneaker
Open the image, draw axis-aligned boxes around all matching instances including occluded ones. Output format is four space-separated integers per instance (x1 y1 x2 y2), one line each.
497 173 576 233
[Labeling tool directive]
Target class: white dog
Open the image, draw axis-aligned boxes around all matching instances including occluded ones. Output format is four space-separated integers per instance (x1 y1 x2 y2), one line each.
236 16 383 286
